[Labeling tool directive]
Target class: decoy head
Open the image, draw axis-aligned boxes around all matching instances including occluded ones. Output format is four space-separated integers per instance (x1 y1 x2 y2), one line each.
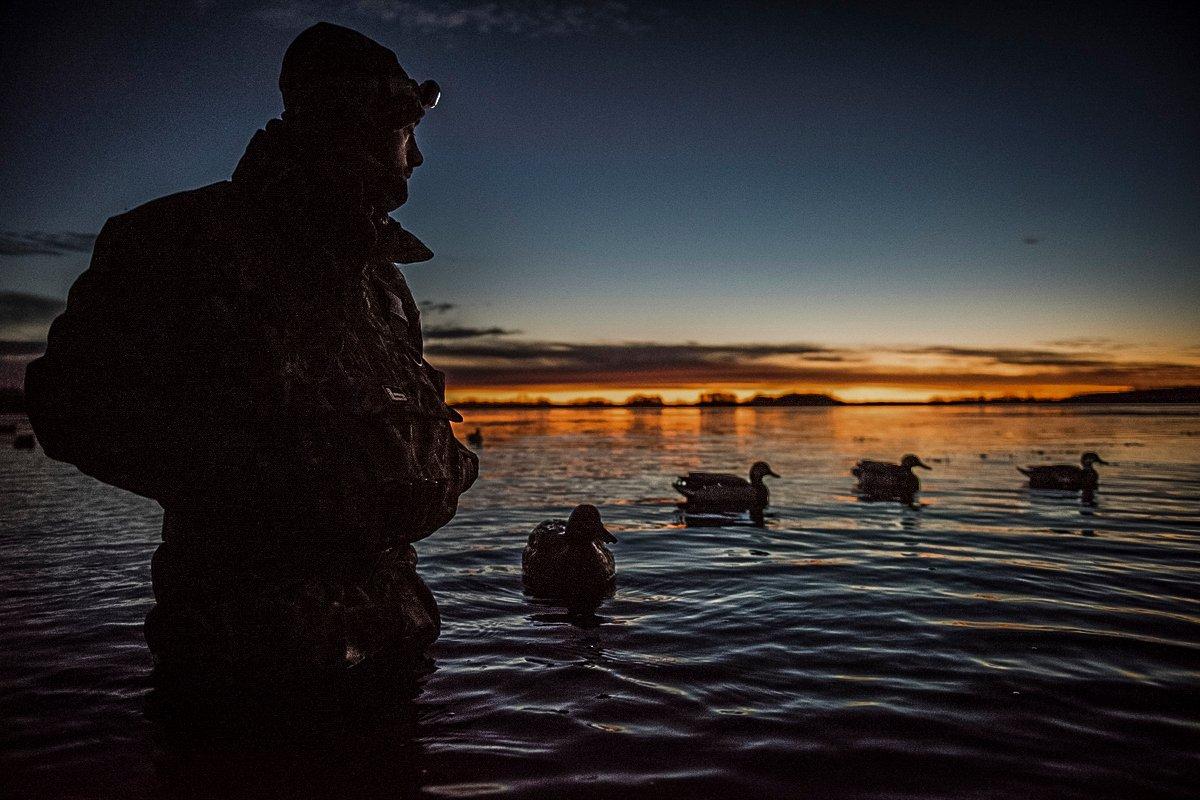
750 461 781 482
566 504 617 544
1081 452 1108 467
901 454 931 470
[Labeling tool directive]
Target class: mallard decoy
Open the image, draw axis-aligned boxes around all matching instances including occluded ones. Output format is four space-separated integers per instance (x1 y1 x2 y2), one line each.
1019 451 1108 491
522 504 617 598
466 427 483 447
673 461 779 512
852 454 930 502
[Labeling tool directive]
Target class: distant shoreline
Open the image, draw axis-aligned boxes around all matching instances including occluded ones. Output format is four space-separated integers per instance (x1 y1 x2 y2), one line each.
3 386 1197 415
451 387 1200 410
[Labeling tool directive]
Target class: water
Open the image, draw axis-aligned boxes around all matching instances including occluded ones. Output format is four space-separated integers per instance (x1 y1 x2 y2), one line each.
2 405 1198 799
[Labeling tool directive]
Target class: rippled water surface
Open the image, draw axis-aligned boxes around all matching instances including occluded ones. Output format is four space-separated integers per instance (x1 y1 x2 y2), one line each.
3 405 1199 799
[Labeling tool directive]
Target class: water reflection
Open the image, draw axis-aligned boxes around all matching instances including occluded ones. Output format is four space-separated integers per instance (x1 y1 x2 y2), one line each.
1049 528 1097 537
674 508 768 528
853 492 925 510
525 590 613 629
528 609 611 629
6 405 1200 800
1023 487 1101 511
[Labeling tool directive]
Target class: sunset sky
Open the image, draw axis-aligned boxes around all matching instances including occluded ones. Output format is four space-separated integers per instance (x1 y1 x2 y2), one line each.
2 1 1198 402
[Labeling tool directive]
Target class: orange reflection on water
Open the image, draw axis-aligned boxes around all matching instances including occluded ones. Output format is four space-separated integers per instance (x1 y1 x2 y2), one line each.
453 403 1193 466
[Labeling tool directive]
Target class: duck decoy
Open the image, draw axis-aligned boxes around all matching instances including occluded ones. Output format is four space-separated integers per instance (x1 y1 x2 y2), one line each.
673 461 779 513
466 427 484 447
1019 451 1108 491
522 504 617 599
852 454 930 502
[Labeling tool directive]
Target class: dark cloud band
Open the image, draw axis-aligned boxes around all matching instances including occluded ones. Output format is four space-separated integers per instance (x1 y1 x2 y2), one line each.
424 325 520 340
0 231 97 257
427 338 1200 390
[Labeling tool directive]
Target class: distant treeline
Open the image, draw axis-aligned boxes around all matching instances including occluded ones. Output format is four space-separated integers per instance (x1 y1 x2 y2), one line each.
452 392 844 409
453 387 1200 409
2 386 1198 414
1057 387 1200 404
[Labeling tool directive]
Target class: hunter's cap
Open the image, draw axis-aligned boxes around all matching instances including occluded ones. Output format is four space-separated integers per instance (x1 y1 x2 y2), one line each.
279 22 439 127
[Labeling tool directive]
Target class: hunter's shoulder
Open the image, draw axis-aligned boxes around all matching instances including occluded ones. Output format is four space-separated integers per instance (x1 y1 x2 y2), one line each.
102 181 234 240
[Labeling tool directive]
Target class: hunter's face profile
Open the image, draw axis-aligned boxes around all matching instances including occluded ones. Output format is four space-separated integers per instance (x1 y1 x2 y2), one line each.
371 122 423 206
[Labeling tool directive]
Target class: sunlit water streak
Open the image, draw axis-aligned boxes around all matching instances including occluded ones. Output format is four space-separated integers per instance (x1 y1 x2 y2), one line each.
2 405 1198 799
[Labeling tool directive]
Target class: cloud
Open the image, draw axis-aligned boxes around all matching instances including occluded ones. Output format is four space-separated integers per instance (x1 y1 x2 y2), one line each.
898 345 1116 368
255 4 323 29
425 336 1200 391
424 324 520 339
256 1 657 36
0 292 61 382
427 339 863 386
0 292 65 343
0 292 64 324
1039 337 1120 351
3 291 1197 397
1022 236 1041 245
0 341 47 355
419 300 456 314
355 0 654 35
0 231 97 257
429 340 843 362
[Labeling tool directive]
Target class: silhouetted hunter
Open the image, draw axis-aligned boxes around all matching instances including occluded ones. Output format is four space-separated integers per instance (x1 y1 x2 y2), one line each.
25 22 477 688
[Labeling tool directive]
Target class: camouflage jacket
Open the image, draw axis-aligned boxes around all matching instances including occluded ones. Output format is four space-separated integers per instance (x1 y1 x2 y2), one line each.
26 119 478 556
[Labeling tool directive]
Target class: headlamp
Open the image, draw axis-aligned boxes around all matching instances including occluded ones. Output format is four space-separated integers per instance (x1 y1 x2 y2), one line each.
417 79 441 109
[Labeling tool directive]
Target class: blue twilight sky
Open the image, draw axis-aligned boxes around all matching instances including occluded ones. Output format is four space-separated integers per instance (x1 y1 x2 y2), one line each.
2 1 1198 399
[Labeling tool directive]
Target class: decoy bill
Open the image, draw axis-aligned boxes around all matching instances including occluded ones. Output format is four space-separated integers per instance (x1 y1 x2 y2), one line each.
1019 451 1108 491
673 461 779 513
852 454 930 503
522 504 617 599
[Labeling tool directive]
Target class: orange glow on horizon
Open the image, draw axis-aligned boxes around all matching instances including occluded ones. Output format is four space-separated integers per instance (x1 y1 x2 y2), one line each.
445 381 1146 405
436 338 1200 405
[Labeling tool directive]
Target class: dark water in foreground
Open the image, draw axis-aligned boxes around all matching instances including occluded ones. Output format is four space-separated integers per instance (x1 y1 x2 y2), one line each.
2 405 1198 799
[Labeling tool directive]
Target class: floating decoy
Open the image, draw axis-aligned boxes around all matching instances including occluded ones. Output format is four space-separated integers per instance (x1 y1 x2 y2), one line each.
522 504 616 598
852 454 930 502
466 427 483 447
673 461 779 513
1019 451 1108 491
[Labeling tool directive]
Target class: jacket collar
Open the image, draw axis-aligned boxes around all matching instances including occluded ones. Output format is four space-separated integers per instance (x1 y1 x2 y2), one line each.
374 216 433 264
233 119 434 265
